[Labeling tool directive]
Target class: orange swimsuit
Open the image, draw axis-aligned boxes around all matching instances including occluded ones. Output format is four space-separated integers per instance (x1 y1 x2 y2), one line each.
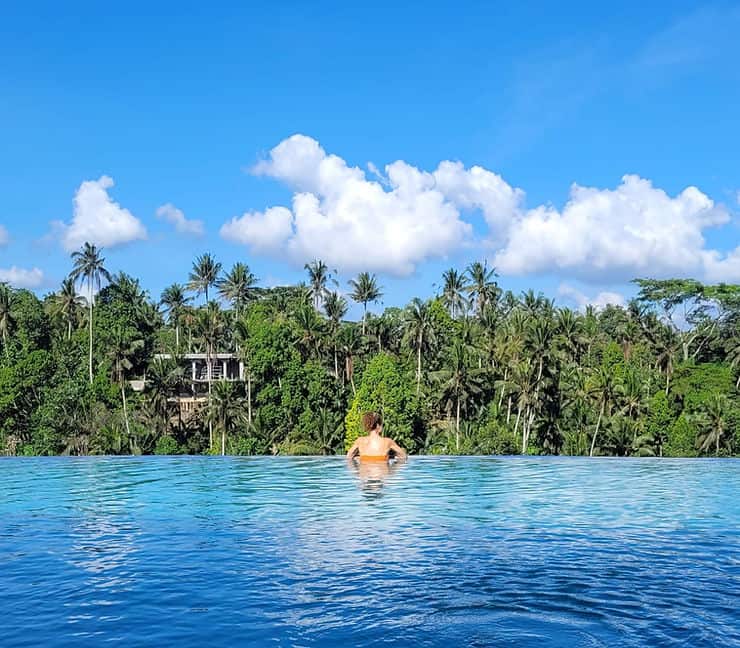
358 454 389 462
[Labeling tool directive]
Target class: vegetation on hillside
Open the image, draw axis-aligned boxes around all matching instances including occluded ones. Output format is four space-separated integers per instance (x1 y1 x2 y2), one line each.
0 245 738 457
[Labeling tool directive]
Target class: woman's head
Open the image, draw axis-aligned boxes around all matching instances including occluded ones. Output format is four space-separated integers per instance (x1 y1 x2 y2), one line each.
361 411 383 433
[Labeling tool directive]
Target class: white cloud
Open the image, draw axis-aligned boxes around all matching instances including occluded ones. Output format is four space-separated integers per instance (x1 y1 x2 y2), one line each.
0 225 8 246
234 135 740 282
53 176 147 252
220 206 293 252
558 283 625 311
156 203 204 236
494 175 736 282
0 266 44 289
235 135 525 275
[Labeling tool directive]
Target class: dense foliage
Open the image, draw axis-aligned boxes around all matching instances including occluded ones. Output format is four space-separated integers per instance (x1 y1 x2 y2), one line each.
0 246 738 457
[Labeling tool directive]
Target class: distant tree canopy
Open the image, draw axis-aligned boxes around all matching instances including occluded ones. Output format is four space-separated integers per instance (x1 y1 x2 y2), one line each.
0 248 738 457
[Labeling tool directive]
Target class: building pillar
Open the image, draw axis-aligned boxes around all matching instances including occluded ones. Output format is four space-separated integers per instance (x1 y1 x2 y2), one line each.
239 361 244 381
223 359 228 379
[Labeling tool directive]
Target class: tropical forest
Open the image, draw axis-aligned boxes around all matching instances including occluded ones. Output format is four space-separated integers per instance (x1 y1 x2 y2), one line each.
0 243 738 457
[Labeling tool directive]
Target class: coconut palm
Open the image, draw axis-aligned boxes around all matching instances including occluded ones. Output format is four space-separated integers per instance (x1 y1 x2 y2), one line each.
432 340 484 450
727 337 740 390
217 262 257 316
69 242 112 383
312 407 344 455
693 394 731 456
304 259 332 310
207 381 245 455
324 291 348 378
441 268 469 319
403 298 437 394
50 278 85 341
195 302 225 450
339 325 363 394
106 326 144 439
465 261 498 317
188 253 222 304
348 272 383 334
0 283 14 357
160 283 191 350
587 367 621 457
146 356 184 434
294 303 325 358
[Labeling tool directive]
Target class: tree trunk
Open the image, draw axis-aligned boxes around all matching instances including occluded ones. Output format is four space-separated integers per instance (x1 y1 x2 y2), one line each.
175 324 180 351
362 303 367 335
514 408 521 437
207 347 213 450
334 346 339 379
67 319 72 341
416 341 422 395
221 422 226 456
121 383 130 437
590 401 605 457
88 285 94 384
247 373 252 425
456 397 461 453
506 395 512 424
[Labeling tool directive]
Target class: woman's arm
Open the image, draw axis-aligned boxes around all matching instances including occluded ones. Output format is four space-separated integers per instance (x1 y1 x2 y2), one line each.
388 440 407 461
346 439 360 460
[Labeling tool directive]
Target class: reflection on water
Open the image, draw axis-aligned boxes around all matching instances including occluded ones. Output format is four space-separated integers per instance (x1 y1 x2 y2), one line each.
1 456 739 648
348 458 405 498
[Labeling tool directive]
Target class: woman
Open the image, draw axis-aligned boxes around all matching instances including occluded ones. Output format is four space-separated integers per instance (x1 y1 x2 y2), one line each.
346 412 407 462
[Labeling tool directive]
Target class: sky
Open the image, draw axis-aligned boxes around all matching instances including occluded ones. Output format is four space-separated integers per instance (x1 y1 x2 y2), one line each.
1 0 739 318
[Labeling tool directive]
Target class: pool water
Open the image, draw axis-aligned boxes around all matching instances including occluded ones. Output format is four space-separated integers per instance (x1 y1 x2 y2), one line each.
1 456 739 647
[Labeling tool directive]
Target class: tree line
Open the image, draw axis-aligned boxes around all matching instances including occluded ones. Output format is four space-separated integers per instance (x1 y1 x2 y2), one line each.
0 242 738 457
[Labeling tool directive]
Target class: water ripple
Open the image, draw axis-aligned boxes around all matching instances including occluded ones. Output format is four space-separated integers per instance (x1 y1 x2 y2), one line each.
0 456 739 647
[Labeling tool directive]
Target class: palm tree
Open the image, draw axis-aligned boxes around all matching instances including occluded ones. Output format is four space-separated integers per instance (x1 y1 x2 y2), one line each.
217 262 257 316
106 326 144 439
441 268 469 319
403 298 437 394
294 303 325 359
160 284 190 350
305 259 331 310
231 317 256 425
465 261 498 317
727 337 740 390
69 242 112 383
50 278 85 341
587 367 621 457
432 340 484 450
312 407 343 455
694 394 730 456
147 356 184 434
0 283 14 357
348 272 383 334
207 381 245 455
339 325 363 394
196 301 225 450
323 291 348 378
188 253 222 304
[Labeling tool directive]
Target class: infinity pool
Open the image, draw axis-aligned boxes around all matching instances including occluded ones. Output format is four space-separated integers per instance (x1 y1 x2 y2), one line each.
1 456 738 647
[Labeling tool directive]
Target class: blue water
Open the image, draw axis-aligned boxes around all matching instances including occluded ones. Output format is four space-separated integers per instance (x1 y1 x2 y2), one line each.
1 457 739 647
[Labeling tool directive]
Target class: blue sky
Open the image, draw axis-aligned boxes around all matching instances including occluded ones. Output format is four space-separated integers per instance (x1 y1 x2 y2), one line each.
1 1 739 317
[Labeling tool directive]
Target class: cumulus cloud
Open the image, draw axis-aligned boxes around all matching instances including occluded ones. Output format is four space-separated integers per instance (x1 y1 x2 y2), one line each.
494 175 737 282
232 135 525 275
156 203 204 237
0 266 44 289
0 225 8 246
53 176 147 252
558 283 625 311
221 207 293 252
231 135 739 282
